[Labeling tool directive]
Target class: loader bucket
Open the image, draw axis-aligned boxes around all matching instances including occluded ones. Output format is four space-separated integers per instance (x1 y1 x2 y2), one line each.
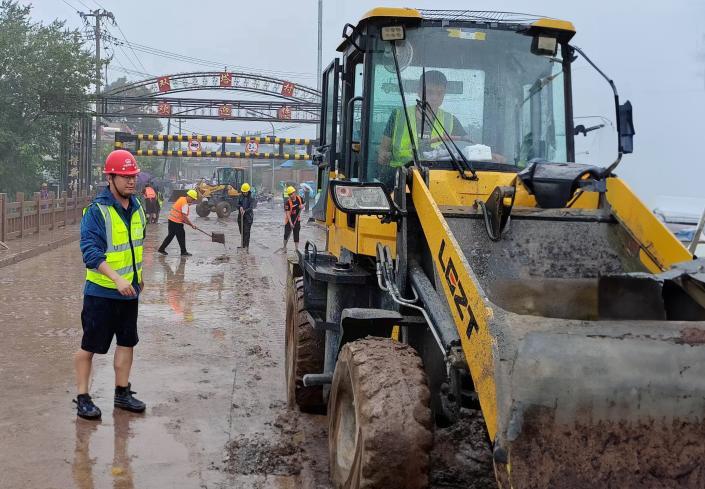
496 318 705 488
442 212 705 488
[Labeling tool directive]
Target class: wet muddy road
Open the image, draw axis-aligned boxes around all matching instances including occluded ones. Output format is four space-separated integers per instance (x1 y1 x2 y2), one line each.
0 204 331 489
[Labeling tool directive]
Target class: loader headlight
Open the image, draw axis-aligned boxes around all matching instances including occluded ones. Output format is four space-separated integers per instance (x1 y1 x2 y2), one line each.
330 181 393 215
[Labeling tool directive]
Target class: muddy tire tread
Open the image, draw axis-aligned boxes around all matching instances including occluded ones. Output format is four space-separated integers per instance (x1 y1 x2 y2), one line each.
286 276 325 411
330 337 433 489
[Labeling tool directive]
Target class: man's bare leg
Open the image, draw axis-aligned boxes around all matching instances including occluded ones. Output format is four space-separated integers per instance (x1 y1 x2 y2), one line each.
114 346 133 387
74 349 94 394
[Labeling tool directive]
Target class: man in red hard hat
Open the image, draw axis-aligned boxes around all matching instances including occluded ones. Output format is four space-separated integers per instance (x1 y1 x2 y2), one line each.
74 149 147 420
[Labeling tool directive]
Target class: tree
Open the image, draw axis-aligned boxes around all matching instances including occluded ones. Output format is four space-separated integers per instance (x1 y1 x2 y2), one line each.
0 1 93 194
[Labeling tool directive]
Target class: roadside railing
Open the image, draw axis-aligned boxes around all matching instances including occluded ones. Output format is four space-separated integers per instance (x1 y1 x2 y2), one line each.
0 191 93 243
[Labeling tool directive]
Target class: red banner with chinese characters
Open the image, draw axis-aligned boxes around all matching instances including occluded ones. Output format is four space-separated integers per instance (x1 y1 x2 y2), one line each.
157 101 172 116
281 81 295 97
157 76 171 92
219 72 232 87
218 104 232 119
277 106 292 120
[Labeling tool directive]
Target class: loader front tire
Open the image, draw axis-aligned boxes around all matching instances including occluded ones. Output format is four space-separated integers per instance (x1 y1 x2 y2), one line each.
329 337 433 489
285 276 325 412
195 201 210 217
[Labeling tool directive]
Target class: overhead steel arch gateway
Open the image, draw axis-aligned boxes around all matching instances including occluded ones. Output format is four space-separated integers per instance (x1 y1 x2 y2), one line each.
106 71 321 103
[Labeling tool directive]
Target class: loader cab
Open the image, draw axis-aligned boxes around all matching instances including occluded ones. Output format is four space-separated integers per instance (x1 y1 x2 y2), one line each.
316 8 578 254
319 10 578 182
214 167 245 190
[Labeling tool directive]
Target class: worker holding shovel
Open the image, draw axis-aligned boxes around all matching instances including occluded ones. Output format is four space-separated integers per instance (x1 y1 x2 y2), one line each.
157 189 197 256
237 183 255 252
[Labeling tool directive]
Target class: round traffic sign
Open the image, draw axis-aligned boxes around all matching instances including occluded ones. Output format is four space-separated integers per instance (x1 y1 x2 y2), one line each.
245 140 259 154
188 138 201 152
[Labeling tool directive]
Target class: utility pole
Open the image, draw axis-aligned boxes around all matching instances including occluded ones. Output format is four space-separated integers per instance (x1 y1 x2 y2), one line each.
317 0 322 91
81 9 114 183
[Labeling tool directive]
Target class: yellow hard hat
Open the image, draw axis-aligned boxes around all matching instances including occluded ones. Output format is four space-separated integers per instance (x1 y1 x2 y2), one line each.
241 183 251 193
186 189 198 199
286 186 296 196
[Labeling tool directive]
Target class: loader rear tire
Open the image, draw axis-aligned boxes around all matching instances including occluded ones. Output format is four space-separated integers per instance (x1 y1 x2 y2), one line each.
329 337 433 489
215 201 232 218
285 276 325 412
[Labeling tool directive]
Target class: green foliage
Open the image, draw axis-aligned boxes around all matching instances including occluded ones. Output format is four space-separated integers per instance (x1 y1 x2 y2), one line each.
0 1 93 194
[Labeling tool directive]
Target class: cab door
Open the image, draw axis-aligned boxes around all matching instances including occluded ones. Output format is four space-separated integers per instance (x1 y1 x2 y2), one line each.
312 59 341 222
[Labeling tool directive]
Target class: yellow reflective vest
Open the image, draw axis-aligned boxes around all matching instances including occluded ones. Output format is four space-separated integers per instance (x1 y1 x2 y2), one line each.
83 203 146 289
390 106 454 168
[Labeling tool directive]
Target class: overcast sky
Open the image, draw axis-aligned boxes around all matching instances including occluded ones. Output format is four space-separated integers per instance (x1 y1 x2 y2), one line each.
28 0 705 207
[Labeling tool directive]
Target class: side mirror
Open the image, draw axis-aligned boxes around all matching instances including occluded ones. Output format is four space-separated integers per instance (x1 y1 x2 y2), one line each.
330 181 394 217
618 100 635 154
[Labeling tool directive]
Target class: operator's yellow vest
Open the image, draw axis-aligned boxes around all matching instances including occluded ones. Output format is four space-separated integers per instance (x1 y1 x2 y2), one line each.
390 106 454 168
83 203 146 289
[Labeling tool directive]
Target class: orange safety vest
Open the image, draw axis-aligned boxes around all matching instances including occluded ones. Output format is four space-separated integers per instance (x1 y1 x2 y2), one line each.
169 196 189 223
144 187 156 199
284 195 304 224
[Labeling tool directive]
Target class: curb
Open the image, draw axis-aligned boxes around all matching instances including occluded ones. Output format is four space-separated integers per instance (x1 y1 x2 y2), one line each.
0 233 80 269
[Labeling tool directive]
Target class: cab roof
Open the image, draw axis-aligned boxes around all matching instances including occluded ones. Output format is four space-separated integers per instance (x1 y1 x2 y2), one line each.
359 7 575 34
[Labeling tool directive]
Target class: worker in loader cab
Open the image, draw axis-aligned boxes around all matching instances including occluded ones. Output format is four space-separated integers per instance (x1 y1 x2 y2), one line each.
157 189 197 256
237 183 254 252
377 71 469 171
377 70 505 188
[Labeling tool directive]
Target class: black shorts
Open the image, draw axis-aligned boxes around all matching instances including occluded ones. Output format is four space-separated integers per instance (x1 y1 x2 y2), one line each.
284 220 301 242
81 295 139 354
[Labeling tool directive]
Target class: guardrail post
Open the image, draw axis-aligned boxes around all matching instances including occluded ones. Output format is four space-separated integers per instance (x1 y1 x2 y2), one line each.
50 191 56 230
16 192 24 238
34 192 40 234
60 191 67 228
0 193 6 243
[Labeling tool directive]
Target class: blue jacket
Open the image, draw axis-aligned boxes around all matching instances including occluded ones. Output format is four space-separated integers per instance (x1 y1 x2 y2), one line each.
80 188 143 300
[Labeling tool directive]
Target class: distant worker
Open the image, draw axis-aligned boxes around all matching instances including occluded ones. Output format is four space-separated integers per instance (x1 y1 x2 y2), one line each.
237 183 255 252
40 182 49 200
157 189 197 256
282 186 304 252
143 183 158 224
74 149 147 420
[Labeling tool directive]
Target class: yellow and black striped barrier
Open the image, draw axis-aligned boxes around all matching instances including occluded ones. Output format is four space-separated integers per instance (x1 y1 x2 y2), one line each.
132 149 312 160
136 133 315 145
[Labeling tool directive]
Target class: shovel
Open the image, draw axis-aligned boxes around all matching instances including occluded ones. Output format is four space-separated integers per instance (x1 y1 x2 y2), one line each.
192 224 225 245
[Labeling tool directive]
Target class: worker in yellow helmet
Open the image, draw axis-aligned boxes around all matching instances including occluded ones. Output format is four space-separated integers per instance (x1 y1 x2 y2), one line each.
237 183 254 252
158 189 198 256
281 186 303 253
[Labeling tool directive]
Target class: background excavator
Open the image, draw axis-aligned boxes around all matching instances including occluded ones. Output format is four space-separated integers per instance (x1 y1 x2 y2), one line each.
284 7 705 489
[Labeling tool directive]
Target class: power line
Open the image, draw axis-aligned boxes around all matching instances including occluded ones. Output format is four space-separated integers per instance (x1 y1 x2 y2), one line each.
109 22 148 73
101 32 317 80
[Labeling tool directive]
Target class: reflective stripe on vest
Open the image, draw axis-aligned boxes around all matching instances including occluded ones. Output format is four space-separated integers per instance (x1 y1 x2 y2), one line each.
84 203 145 289
169 196 189 223
390 106 453 168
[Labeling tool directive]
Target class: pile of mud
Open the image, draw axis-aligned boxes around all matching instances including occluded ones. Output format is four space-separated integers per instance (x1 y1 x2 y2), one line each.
430 408 496 489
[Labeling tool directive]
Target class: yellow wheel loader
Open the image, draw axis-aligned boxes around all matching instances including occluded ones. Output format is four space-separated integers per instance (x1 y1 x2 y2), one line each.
285 7 705 488
195 167 245 218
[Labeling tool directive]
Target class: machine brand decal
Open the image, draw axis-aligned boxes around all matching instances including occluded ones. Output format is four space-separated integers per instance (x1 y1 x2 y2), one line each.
438 239 478 337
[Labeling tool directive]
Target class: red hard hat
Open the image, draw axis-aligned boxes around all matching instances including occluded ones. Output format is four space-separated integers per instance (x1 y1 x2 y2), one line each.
104 150 140 176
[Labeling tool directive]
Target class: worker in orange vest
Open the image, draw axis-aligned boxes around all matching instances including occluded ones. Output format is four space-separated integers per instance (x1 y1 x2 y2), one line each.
281 186 304 253
142 183 158 224
157 189 197 256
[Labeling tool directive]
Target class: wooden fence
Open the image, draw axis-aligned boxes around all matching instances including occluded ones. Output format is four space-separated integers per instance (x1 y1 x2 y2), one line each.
0 191 93 243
